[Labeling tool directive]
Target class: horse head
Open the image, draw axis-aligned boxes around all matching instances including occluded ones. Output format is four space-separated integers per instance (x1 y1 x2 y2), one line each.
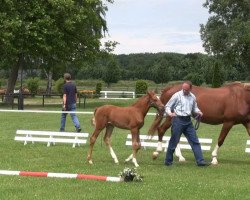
147 91 165 115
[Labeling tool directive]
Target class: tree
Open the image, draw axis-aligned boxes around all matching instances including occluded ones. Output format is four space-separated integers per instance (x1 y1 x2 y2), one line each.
102 57 121 87
212 61 225 88
0 0 113 103
150 59 170 84
200 0 250 74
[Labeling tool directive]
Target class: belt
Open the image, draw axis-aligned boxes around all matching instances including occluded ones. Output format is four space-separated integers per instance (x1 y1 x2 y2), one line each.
177 116 191 120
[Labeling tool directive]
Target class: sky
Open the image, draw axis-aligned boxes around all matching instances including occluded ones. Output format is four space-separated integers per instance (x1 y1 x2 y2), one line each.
102 0 210 55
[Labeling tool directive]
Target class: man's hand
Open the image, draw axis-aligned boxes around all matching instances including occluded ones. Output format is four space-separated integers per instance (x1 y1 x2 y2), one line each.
197 111 203 117
168 112 176 118
62 104 66 111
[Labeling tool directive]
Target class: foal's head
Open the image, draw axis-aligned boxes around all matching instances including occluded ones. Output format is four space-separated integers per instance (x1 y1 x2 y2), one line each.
147 91 165 114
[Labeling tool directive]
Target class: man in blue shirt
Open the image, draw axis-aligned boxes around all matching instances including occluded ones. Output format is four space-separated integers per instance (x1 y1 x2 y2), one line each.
164 81 209 166
60 73 81 132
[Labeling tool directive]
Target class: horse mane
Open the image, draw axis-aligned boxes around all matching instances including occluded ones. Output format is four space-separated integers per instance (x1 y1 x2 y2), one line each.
131 94 147 106
243 83 250 91
224 81 243 87
161 82 182 94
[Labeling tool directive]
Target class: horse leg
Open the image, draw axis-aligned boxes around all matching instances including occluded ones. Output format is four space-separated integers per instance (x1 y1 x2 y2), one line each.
103 124 119 164
175 143 186 162
87 128 102 165
125 129 141 167
125 154 133 163
152 117 173 159
157 117 172 151
242 121 250 136
211 122 234 165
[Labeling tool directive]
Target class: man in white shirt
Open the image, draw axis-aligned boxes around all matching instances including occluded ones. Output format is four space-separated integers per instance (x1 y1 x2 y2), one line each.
164 81 209 166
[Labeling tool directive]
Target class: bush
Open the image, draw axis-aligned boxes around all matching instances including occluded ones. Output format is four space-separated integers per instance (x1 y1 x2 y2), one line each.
95 82 102 97
135 80 148 97
184 73 204 86
55 78 65 95
212 61 225 88
26 78 40 95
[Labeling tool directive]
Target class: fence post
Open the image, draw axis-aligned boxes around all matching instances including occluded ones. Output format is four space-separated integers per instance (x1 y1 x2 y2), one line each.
18 90 24 110
78 95 81 108
42 95 45 107
83 96 86 109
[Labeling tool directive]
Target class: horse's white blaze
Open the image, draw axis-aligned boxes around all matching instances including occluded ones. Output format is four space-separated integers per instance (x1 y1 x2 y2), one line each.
109 147 119 163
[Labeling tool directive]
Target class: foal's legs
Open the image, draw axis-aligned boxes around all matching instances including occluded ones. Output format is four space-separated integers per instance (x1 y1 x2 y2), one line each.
103 124 119 164
211 121 234 165
125 129 141 167
87 128 102 164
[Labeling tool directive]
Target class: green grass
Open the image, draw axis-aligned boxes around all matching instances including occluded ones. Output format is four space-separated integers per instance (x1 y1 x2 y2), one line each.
0 102 250 199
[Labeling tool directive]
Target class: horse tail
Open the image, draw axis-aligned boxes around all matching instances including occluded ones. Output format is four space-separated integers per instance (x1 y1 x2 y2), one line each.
91 107 98 127
148 114 163 136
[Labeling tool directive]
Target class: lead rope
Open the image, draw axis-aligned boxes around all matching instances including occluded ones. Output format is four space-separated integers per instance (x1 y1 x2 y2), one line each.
194 115 201 130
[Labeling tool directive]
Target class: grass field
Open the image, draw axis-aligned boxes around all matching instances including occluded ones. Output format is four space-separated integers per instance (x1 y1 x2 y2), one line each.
0 99 250 200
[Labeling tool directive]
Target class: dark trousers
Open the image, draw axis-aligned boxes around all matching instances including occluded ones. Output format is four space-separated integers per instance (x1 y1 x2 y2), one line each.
165 116 204 165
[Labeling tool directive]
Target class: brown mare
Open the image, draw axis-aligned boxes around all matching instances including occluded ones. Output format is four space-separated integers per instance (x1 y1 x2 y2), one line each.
149 82 250 164
87 91 164 167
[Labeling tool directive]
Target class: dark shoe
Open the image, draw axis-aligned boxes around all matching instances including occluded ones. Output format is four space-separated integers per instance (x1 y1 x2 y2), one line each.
165 162 173 166
60 128 65 132
197 161 210 167
76 128 81 133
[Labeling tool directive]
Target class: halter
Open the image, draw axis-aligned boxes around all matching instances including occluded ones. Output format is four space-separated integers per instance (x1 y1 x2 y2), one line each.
149 96 165 114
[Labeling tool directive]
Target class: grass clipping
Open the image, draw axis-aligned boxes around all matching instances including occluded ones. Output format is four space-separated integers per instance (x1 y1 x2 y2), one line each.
119 168 143 182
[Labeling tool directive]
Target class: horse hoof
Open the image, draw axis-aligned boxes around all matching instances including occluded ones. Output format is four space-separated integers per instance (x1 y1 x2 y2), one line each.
211 157 218 165
211 160 218 165
156 147 163 152
88 160 93 165
179 157 186 162
133 163 139 168
152 151 159 160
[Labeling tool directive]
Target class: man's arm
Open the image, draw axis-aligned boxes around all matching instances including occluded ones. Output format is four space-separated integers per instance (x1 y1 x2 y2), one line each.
192 97 203 117
62 94 67 110
165 94 178 117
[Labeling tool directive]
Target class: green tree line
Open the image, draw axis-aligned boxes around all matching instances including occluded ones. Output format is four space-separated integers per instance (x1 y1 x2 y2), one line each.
0 0 249 99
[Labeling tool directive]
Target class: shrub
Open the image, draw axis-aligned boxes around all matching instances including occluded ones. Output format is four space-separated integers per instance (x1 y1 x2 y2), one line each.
26 78 40 95
55 78 65 95
95 82 102 97
212 61 225 88
135 80 148 97
184 73 204 86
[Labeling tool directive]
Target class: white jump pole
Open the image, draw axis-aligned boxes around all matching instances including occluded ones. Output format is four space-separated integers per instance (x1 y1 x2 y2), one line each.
0 170 122 182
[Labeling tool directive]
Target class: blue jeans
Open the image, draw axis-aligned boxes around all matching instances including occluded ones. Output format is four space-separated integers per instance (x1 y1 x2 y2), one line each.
165 117 204 165
60 103 80 131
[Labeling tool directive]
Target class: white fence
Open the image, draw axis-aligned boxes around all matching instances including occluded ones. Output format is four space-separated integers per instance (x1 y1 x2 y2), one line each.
245 140 250 153
15 130 89 148
125 134 213 151
99 91 135 99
